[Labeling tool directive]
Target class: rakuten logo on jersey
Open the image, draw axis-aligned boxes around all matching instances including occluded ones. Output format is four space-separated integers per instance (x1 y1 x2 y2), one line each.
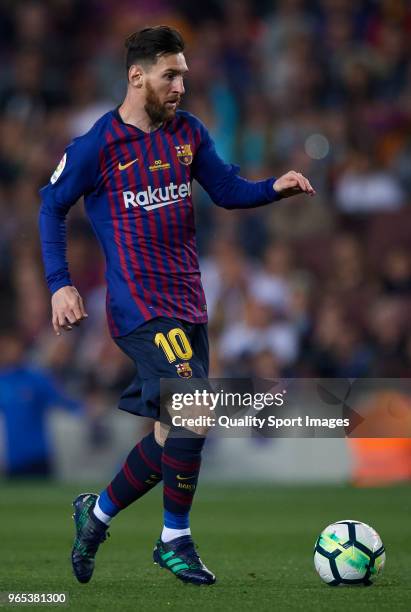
123 181 191 211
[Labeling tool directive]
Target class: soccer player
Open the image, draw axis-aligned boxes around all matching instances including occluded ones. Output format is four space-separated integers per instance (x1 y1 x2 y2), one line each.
38 26 315 586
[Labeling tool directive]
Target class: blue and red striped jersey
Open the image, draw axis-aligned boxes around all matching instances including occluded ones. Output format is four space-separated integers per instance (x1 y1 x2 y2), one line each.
39 109 279 337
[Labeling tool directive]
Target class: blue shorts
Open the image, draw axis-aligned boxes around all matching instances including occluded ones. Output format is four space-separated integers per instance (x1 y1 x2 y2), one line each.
114 317 209 419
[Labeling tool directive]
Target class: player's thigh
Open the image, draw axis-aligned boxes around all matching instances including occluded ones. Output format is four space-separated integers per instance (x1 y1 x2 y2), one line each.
116 317 205 377
115 317 208 417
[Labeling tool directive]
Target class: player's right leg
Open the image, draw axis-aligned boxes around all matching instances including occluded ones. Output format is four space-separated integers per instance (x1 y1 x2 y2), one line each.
71 326 166 583
71 428 163 583
71 493 109 584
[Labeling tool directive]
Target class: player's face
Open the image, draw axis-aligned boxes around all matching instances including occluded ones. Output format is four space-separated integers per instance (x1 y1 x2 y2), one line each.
144 53 188 124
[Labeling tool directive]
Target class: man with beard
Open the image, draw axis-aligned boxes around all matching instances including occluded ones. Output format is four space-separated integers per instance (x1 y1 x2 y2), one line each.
39 26 315 587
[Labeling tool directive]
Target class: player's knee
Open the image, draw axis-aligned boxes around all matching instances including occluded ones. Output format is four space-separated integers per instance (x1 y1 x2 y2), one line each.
154 421 170 447
157 419 209 439
166 399 212 436
185 422 210 436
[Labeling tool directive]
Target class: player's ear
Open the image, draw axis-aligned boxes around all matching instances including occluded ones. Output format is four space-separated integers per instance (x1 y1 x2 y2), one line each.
128 64 144 88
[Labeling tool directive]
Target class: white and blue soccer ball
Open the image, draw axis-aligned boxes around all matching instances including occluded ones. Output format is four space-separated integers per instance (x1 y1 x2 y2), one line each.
314 519 386 586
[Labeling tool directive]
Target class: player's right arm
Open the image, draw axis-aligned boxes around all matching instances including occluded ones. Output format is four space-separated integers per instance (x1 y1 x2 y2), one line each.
38 134 99 335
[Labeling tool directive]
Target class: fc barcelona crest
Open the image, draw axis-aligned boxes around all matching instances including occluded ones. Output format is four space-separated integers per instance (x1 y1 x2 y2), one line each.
176 362 193 378
175 144 193 165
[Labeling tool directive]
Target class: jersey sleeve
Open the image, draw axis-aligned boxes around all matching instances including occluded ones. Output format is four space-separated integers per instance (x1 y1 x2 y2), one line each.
38 134 99 294
191 118 281 209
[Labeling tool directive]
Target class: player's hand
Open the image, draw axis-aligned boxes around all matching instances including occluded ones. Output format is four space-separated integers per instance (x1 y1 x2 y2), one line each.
51 285 88 335
273 171 316 199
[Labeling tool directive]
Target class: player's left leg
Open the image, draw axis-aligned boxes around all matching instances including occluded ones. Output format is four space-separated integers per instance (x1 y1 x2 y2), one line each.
152 323 215 585
153 426 215 585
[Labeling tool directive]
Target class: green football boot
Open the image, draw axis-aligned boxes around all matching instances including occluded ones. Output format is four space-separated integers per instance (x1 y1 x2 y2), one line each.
71 493 109 583
153 535 216 585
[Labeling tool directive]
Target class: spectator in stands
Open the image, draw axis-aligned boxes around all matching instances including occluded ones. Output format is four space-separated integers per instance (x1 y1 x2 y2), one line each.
0 328 80 477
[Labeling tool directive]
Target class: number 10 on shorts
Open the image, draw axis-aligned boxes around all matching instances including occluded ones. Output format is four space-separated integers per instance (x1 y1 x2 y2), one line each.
154 328 193 362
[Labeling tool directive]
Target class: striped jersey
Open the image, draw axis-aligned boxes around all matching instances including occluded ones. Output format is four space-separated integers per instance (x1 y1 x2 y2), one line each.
39 109 279 337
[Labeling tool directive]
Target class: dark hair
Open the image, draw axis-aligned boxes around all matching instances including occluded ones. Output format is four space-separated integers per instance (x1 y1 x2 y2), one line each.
125 26 185 71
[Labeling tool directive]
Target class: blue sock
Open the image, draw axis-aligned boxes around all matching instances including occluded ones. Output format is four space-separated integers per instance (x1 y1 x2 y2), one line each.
97 489 120 517
164 509 190 529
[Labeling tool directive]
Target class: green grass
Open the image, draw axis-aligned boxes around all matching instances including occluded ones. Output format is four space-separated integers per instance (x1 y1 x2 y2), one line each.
0 482 410 611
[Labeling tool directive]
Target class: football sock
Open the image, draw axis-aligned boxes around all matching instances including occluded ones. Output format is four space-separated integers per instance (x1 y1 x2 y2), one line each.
94 431 163 523
93 496 114 525
161 512 191 542
161 429 205 541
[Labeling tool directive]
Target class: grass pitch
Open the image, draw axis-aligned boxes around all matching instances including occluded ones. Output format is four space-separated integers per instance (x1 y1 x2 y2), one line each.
0 482 410 611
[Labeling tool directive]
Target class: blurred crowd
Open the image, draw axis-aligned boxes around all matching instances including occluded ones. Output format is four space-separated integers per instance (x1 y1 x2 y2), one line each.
1 0 411 421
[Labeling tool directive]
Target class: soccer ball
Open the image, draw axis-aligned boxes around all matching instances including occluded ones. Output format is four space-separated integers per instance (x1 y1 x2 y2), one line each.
314 519 386 586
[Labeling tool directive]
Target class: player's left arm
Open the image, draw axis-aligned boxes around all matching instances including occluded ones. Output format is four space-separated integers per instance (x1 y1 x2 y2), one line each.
191 121 315 208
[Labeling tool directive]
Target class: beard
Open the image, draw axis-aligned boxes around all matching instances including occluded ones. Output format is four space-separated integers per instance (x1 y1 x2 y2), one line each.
144 80 180 125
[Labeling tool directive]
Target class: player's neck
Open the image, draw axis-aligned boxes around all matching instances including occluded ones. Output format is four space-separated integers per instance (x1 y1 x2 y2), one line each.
118 99 161 134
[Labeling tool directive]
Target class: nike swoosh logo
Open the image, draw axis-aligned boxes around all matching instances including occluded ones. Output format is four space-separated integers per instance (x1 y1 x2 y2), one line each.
118 158 138 170
176 474 196 481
